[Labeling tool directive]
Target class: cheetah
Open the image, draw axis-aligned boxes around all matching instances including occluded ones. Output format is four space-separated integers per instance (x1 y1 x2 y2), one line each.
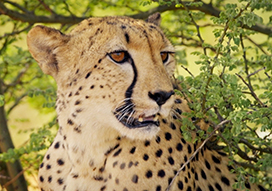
27 13 267 191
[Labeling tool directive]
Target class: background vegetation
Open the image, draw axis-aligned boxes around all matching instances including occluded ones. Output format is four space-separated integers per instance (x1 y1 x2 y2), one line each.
0 0 271 190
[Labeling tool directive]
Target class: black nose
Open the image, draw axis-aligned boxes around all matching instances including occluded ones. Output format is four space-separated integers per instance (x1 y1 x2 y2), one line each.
148 90 174 106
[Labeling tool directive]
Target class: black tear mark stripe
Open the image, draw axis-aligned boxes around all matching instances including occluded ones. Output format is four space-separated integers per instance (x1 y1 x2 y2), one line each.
125 56 137 99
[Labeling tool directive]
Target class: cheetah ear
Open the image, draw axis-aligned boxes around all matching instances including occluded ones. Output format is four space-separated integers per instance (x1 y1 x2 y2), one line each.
27 25 70 77
146 12 161 26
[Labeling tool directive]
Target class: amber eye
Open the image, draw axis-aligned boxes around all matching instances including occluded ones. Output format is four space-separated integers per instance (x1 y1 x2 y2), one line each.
160 52 169 63
108 51 128 63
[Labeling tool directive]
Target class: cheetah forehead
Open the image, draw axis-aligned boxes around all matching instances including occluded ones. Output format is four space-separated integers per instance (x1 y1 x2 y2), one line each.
69 16 174 51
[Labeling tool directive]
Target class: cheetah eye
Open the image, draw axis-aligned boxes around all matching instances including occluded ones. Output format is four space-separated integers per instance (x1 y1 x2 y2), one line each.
108 51 129 64
160 52 170 64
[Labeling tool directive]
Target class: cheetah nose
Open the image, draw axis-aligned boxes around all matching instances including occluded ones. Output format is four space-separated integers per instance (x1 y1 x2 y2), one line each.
148 90 174 106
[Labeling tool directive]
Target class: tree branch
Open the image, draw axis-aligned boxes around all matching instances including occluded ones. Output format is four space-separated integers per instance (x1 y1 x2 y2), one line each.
0 0 271 36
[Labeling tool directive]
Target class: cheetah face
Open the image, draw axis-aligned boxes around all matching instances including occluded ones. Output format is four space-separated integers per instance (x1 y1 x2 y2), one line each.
27 15 176 140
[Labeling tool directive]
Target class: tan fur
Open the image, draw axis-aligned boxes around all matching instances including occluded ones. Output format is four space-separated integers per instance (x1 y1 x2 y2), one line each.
27 15 266 191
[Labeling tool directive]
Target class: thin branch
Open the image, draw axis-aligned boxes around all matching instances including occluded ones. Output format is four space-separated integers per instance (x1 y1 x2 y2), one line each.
0 0 271 36
247 67 266 78
0 24 33 40
37 0 56 15
180 65 194 77
3 0 30 13
3 63 31 93
166 119 231 191
6 92 28 115
3 166 29 189
236 73 265 107
239 138 272 154
235 161 260 171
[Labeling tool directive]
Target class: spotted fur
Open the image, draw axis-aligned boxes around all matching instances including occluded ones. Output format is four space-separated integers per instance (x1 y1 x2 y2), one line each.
27 14 266 191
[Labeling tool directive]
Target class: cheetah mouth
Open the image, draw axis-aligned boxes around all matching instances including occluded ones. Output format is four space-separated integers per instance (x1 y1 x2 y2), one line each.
114 113 160 129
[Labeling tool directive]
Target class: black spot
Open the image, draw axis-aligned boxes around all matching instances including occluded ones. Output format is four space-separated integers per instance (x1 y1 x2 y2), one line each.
94 176 103 181
170 122 176 130
208 185 215 191
258 185 266 191
215 183 222 191
40 163 44 168
221 176 230 186
67 119 74 125
100 85 103 88
75 100 81 105
175 98 182 104
68 92 72 97
128 161 133 168
168 147 172 154
181 138 186 144
113 148 122 157
143 154 149 161
175 108 182 115
144 140 150 146
39 176 44 182
185 177 188 183
176 143 183 151
217 151 227 156
187 144 192 154
99 166 105 172
195 172 198 180
168 156 175 165
155 149 163 157
205 160 211 169
113 161 118 168
46 164 51 170
156 136 161 143
156 185 161 191
90 85 95 89
145 170 152 178
162 119 167 124
46 154 50 160
184 155 188 162
165 132 172 141
227 165 234 172
120 163 125 169
216 167 221 172
201 169 207 179
123 188 128 191
48 176 52 183
245 182 251 189
130 147 136 154
212 155 221 163
85 72 92 79
157 169 165 178
124 33 130 43
57 159 64 166
57 178 63 185
168 177 173 185
100 186 106 191
196 187 202 191
131 174 138 183
187 186 192 191
177 180 183 190
72 174 79 178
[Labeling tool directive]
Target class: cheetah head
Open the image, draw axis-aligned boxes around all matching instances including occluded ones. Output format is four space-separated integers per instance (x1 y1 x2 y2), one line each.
27 14 176 140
